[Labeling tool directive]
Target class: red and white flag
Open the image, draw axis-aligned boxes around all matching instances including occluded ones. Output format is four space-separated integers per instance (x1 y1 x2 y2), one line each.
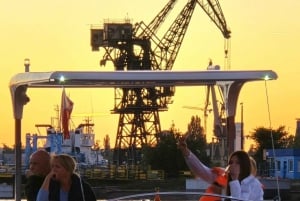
60 88 74 139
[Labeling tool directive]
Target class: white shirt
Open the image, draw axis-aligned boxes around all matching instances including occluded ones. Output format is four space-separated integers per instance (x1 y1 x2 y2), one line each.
229 175 264 201
184 151 264 201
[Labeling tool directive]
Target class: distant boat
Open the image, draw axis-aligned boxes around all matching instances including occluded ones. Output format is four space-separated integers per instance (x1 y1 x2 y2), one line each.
24 122 105 166
24 88 106 169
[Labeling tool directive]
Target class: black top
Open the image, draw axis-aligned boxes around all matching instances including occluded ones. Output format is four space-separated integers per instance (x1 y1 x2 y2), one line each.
48 174 96 201
25 175 45 201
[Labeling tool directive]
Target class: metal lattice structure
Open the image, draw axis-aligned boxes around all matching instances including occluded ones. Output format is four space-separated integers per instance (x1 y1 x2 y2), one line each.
90 0 230 164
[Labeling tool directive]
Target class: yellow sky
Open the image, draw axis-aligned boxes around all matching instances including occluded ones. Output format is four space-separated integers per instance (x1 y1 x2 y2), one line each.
1 0 300 150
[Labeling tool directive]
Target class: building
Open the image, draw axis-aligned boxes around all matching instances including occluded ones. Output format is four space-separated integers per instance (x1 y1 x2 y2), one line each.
266 149 300 179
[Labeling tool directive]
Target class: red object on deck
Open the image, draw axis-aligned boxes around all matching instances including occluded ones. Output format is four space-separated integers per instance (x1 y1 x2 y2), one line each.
199 167 227 201
154 194 161 201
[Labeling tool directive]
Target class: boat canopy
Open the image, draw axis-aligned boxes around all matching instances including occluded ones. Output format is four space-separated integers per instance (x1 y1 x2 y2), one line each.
9 69 278 201
10 70 277 88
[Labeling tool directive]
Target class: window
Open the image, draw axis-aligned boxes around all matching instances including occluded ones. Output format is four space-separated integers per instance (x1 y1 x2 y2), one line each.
276 160 281 171
297 160 300 172
288 159 294 172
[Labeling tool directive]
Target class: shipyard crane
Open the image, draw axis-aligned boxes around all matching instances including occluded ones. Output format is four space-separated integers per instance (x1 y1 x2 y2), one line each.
182 83 228 164
90 0 231 164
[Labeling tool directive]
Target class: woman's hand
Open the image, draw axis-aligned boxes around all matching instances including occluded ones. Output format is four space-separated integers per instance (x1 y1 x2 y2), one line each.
40 170 56 190
45 171 56 180
177 135 190 157
227 164 240 181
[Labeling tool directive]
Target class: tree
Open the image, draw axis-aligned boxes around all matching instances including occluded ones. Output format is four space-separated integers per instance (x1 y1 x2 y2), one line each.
2 144 14 153
153 131 181 177
103 134 110 150
140 130 182 177
141 115 209 177
248 126 294 174
293 126 300 148
250 126 293 150
185 115 210 166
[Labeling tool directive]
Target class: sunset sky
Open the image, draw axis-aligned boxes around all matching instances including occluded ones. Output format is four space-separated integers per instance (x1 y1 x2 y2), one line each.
1 0 300 150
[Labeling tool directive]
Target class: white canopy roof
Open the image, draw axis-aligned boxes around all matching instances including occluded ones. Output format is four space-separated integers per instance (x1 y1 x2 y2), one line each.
9 69 278 200
10 70 277 88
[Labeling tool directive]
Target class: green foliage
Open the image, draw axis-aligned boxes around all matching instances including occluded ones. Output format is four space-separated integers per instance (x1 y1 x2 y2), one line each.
249 126 294 164
154 132 181 177
141 131 183 177
293 131 300 148
2 144 14 153
250 126 293 149
185 116 210 166
141 115 210 177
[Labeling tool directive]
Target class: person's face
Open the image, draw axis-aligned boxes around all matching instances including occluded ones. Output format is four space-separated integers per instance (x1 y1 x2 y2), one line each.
29 154 48 176
228 155 240 179
51 158 69 180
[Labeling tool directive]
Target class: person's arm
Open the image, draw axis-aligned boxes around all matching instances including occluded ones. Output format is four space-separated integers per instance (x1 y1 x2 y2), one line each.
36 188 49 201
36 172 55 201
178 136 216 183
228 180 242 198
25 176 45 201
39 171 55 191
184 151 216 183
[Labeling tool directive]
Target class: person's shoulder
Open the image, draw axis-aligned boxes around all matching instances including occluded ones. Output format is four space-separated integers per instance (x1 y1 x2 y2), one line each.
244 175 263 187
82 178 93 188
28 174 45 178
27 175 45 182
252 176 263 185
71 173 92 188
241 175 257 184
25 175 45 191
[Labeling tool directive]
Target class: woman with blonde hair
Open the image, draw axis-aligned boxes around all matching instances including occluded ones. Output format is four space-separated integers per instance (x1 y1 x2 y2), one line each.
249 156 257 176
37 154 96 201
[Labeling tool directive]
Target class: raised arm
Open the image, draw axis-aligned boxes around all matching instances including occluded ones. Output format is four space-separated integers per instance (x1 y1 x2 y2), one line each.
178 136 217 183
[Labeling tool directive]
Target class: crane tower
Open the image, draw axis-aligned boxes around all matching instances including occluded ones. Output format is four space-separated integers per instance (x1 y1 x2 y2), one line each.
90 0 230 164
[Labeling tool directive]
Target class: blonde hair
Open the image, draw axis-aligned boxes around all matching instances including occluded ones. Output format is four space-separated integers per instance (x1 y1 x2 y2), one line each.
249 156 257 176
51 154 76 173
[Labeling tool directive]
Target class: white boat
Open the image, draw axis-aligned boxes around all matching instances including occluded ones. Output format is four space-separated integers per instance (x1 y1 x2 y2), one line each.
24 122 105 169
23 88 106 169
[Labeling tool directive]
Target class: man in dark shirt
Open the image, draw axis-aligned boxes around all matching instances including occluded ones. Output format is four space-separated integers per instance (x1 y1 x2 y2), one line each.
24 150 51 201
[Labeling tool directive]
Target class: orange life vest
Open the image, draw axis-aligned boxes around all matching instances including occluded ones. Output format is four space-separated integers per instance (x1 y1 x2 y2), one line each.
154 194 161 201
199 167 227 201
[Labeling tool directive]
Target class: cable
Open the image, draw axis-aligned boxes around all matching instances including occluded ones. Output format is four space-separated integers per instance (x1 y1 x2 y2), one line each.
264 80 281 201
224 38 231 70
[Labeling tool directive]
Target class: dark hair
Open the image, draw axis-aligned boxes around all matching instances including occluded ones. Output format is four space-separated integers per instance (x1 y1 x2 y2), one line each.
226 150 251 196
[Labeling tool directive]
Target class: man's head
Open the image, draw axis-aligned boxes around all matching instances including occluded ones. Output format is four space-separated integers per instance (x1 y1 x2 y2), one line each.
29 149 51 176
